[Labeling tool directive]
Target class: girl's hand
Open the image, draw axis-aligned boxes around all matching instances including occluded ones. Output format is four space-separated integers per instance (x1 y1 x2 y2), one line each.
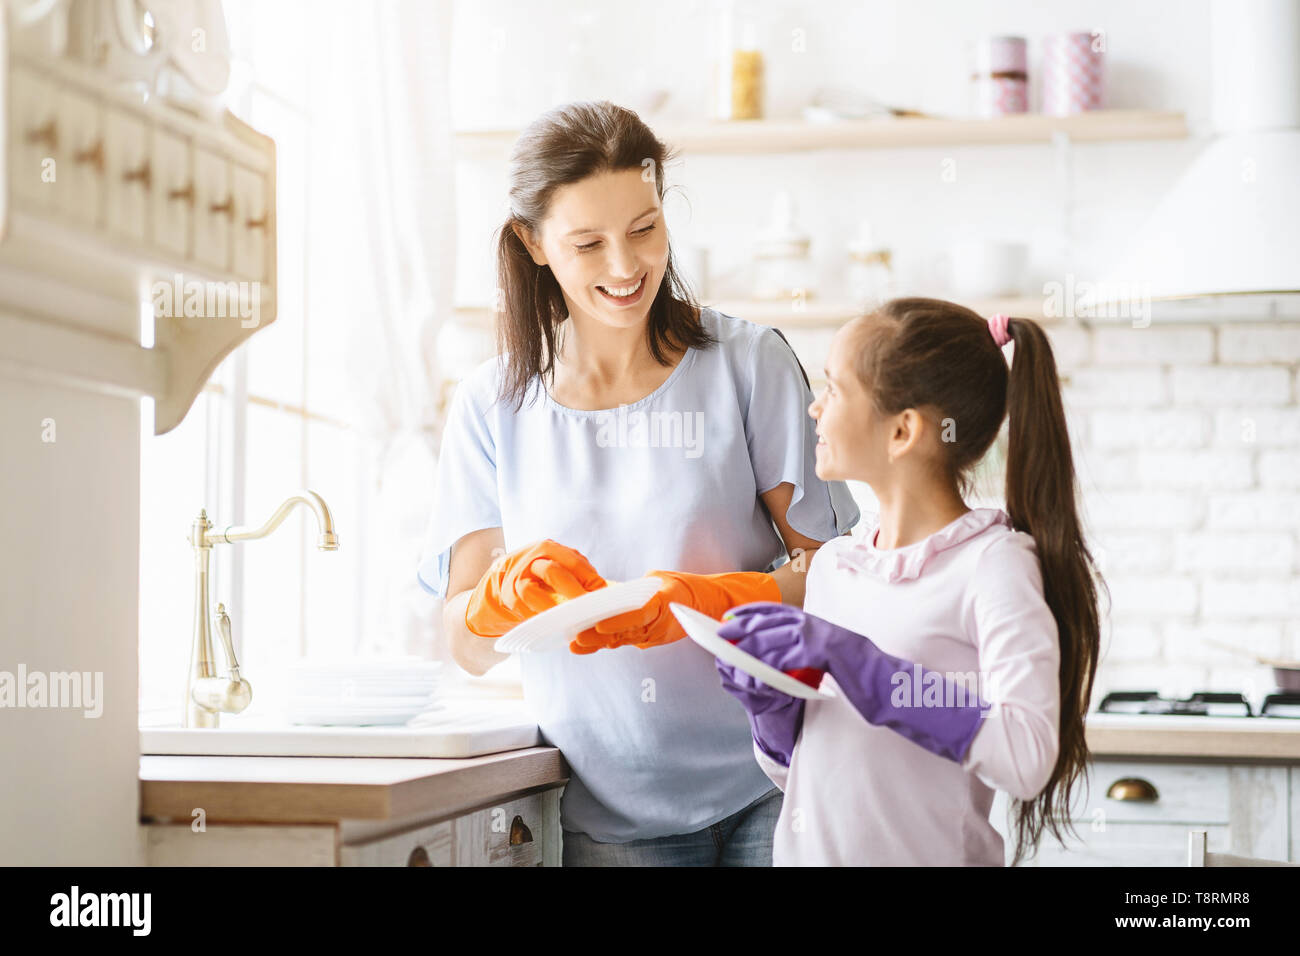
465 539 606 639
716 601 830 675
723 601 993 765
715 655 808 769
715 656 800 713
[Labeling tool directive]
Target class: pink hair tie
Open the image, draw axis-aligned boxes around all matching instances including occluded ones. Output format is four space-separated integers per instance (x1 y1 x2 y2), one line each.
987 313 1012 347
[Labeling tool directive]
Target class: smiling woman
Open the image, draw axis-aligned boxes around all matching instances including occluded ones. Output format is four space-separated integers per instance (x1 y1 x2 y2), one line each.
415 100 859 867
493 102 711 411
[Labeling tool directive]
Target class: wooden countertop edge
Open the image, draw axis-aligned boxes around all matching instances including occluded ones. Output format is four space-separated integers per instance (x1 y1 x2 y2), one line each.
1086 724 1300 761
140 747 570 824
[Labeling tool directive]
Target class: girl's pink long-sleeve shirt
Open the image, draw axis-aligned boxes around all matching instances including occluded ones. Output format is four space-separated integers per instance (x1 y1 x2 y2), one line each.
756 507 1061 866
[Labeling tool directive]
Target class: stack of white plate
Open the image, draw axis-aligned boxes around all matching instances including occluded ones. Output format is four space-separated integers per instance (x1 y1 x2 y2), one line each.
286 658 444 726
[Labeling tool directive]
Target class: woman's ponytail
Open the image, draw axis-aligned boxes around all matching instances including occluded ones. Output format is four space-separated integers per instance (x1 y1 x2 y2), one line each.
1003 317 1105 866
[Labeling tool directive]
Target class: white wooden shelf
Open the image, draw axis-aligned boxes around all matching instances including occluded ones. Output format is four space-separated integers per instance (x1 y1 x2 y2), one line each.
456 110 1187 156
705 296 1055 325
452 295 1056 330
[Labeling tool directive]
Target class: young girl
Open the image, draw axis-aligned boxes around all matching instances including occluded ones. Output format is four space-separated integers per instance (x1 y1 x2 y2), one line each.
717 297 1104 866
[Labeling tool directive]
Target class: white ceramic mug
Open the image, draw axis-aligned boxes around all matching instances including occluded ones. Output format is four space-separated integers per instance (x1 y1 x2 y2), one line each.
948 240 1028 298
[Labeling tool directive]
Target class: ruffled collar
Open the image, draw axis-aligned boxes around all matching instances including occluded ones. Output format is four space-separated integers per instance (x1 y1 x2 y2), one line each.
835 508 1011 583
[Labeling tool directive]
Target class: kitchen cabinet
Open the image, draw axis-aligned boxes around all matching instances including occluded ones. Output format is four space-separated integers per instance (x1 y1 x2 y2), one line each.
1 19 280 863
2 41 279 434
340 788 561 866
990 758 1295 866
138 747 568 866
143 787 562 867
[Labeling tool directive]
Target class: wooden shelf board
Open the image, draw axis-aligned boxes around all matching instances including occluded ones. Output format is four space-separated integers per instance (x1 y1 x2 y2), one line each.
452 296 1058 329
456 110 1188 156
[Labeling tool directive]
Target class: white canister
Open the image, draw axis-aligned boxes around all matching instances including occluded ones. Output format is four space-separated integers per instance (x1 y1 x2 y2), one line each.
972 36 1028 117
753 192 814 301
1042 32 1104 115
949 240 1029 299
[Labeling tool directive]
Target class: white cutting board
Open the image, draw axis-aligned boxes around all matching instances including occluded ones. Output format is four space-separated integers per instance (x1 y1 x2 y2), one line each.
140 705 541 758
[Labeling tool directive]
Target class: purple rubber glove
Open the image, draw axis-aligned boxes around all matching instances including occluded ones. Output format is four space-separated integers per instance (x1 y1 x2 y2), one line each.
717 602 992 763
715 657 806 768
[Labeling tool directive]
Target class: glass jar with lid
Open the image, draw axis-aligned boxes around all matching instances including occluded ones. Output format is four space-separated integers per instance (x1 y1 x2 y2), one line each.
713 0 764 120
752 192 813 301
846 222 894 309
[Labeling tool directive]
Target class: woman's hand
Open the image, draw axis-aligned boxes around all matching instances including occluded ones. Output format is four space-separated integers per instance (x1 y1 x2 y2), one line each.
465 539 606 638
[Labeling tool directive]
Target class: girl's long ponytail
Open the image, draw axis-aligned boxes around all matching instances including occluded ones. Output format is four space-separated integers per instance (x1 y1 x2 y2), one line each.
1004 317 1105 865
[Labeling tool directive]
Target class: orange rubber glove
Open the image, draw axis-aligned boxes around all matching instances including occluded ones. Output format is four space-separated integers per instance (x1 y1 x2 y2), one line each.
465 539 607 639
570 569 782 654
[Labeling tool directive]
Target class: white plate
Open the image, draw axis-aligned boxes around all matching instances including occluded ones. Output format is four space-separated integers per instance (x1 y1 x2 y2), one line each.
286 694 439 709
286 700 445 726
669 603 835 701
494 577 666 653
288 678 442 698
289 659 443 680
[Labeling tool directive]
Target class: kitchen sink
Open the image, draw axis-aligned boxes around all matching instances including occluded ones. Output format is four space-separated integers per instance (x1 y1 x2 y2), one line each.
139 701 540 758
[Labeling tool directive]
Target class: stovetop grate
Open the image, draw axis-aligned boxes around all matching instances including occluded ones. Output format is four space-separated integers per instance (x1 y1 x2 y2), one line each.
1097 690 1300 718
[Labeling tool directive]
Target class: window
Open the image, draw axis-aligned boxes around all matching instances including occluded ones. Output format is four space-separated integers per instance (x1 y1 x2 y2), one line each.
138 1 422 721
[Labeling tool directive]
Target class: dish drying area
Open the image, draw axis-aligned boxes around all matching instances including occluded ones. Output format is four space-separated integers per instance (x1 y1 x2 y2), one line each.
140 660 542 758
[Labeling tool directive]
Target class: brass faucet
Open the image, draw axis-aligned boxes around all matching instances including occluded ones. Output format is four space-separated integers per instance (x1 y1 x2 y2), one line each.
185 490 339 728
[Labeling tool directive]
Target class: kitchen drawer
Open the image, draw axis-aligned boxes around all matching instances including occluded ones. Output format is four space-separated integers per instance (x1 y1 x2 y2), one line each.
991 760 1291 865
231 164 268 280
194 149 231 270
103 108 150 241
1067 760 1230 825
54 88 102 227
150 129 192 258
340 787 562 867
340 818 455 867
144 824 337 866
1019 823 1233 867
453 788 560 866
9 67 60 210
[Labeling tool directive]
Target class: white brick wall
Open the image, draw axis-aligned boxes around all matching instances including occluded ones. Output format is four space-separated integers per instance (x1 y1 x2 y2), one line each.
1170 367 1292 405
1219 326 1300 364
1046 321 1300 704
1093 327 1214 365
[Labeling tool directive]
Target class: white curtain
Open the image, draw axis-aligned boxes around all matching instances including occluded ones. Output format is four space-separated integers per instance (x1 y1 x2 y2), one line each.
306 0 456 658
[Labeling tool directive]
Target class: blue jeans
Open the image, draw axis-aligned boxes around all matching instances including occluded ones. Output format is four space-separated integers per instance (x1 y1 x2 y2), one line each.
561 788 782 866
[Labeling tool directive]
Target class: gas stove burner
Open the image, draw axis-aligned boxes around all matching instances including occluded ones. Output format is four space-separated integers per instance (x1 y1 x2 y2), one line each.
1097 691 1255 717
1260 693 1300 718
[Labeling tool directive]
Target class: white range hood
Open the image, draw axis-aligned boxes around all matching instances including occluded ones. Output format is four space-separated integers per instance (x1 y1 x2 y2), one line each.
1111 0 1300 311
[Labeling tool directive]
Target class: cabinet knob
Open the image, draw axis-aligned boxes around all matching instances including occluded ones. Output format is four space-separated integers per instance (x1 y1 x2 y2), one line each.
407 845 432 867
168 182 195 205
1106 777 1159 802
246 213 269 231
210 196 234 218
123 159 152 189
26 119 58 151
74 139 105 172
508 815 534 845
